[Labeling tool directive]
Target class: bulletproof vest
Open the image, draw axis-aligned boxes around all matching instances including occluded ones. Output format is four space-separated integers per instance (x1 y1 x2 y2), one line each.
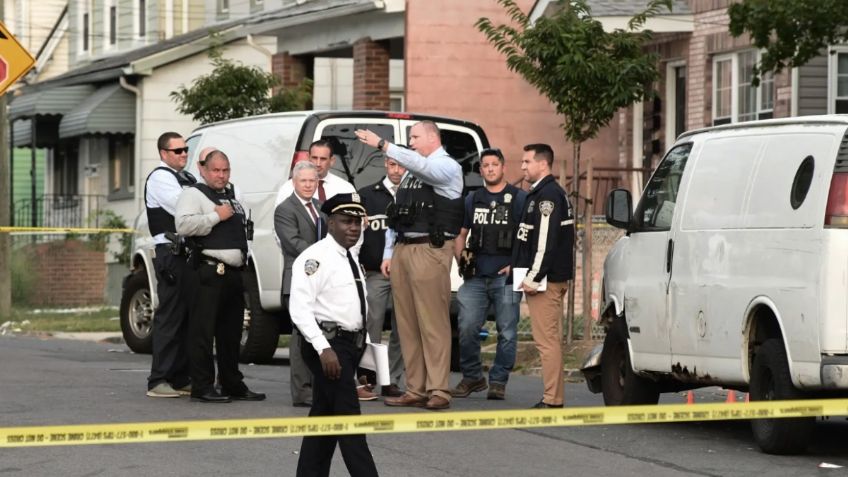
392 174 464 237
190 183 248 253
467 187 517 256
359 182 394 272
144 166 196 237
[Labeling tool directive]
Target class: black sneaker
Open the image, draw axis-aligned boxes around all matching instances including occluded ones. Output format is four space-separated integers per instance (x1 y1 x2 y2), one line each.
531 400 563 409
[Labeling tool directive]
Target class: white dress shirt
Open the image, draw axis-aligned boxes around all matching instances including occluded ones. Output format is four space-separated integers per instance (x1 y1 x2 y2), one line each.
145 161 188 245
274 171 356 207
289 235 369 353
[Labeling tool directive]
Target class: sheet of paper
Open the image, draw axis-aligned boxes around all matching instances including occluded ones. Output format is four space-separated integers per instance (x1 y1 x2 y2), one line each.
512 267 547 291
358 342 390 386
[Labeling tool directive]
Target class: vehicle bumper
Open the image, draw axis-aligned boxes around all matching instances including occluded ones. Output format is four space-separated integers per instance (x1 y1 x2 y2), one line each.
821 355 848 388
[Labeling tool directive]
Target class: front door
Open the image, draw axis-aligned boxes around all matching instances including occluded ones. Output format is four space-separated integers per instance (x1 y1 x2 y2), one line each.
624 144 693 372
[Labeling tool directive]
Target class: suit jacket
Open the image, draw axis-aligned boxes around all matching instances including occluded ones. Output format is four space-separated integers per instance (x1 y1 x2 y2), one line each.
275 193 327 295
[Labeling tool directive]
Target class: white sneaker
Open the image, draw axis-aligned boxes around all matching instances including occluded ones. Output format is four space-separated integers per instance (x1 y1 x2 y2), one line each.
146 383 181 398
175 384 192 397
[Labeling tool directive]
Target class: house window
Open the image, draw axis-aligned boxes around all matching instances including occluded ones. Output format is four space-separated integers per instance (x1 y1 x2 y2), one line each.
389 93 404 112
82 12 90 51
109 136 135 199
712 50 774 125
109 5 117 45
831 50 848 114
219 0 230 14
137 0 147 38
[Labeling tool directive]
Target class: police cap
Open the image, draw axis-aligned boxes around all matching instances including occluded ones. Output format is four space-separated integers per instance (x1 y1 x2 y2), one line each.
320 193 367 217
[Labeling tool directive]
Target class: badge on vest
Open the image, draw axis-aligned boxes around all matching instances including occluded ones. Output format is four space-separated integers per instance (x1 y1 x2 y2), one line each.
504 193 512 204
216 263 226 275
305 259 320 276
539 201 554 216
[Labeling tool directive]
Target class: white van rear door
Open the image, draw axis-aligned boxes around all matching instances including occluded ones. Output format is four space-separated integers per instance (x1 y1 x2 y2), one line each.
624 143 693 372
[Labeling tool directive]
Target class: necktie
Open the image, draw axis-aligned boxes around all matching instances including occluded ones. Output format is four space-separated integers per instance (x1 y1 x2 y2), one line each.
346 250 366 330
305 202 321 238
390 184 398 196
318 179 327 203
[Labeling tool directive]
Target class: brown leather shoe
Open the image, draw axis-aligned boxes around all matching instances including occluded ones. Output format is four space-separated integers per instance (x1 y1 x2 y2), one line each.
425 395 450 410
450 377 487 398
384 392 427 408
381 384 403 397
357 385 378 401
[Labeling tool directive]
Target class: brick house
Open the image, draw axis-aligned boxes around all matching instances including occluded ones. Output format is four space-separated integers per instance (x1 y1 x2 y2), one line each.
531 0 846 202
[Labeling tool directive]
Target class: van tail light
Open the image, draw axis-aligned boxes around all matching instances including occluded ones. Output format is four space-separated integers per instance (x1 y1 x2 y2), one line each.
291 151 309 171
825 172 848 228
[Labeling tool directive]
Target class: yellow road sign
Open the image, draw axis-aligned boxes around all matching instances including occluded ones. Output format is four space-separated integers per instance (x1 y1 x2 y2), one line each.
0 21 35 95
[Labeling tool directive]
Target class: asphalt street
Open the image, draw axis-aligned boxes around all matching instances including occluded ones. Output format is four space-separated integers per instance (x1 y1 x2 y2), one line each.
2 334 848 477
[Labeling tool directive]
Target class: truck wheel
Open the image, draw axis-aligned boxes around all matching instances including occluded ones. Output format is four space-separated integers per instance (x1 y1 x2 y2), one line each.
239 266 279 364
119 269 153 354
750 339 813 455
601 317 659 405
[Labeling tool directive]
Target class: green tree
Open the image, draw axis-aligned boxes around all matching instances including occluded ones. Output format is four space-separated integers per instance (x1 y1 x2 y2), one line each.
171 45 312 124
729 0 848 86
477 0 671 340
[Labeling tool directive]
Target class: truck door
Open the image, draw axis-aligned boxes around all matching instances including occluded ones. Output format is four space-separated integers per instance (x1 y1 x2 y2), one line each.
624 143 692 372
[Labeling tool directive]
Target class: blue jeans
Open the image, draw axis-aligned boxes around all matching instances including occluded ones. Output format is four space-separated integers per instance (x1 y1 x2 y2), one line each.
457 274 521 385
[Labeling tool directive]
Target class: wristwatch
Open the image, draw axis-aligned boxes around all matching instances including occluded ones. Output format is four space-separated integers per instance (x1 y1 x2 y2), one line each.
377 138 386 151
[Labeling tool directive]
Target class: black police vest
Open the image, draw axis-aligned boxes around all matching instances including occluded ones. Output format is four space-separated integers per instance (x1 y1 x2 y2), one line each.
358 181 394 272
392 174 464 237
467 186 519 256
144 166 196 237
191 183 248 253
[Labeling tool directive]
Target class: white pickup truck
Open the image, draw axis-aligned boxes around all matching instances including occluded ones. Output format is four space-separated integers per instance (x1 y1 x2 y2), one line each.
119 110 491 365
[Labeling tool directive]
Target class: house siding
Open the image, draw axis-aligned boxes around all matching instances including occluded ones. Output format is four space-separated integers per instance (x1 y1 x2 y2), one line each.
797 54 829 116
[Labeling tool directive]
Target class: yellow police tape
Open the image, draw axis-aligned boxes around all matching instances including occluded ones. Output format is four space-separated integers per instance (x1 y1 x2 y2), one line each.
0 226 135 234
3 399 847 448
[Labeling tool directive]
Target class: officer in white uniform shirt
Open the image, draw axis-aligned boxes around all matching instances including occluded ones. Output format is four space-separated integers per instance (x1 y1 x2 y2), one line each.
274 139 355 207
288 193 379 477
144 132 196 399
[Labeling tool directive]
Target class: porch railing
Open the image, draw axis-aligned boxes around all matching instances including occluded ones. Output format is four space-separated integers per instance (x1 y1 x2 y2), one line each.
12 194 107 228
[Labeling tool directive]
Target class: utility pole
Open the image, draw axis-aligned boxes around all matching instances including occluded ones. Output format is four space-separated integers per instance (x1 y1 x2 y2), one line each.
0 0 10 319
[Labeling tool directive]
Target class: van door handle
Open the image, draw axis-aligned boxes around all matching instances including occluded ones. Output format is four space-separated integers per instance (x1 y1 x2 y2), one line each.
666 239 674 274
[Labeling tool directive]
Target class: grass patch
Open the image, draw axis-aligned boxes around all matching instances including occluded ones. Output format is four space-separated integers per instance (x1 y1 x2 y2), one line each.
3 307 120 333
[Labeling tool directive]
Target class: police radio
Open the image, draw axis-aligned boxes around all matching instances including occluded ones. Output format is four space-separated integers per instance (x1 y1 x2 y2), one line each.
245 209 254 241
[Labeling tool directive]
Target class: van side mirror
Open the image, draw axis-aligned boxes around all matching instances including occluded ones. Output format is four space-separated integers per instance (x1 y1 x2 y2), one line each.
605 188 632 229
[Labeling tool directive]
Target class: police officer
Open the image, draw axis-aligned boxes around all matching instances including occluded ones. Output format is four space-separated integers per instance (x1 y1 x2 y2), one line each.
145 132 195 398
451 148 526 401
355 122 464 410
512 143 575 408
289 193 379 477
357 155 407 397
175 150 265 403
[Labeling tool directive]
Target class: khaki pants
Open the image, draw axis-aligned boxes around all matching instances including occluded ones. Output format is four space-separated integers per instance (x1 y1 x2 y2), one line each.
390 241 454 401
526 281 568 406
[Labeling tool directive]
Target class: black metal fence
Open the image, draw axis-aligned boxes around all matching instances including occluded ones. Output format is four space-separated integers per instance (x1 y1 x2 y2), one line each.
12 195 107 228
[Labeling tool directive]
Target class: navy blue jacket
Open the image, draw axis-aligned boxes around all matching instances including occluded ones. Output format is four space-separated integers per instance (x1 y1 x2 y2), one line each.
512 174 575 284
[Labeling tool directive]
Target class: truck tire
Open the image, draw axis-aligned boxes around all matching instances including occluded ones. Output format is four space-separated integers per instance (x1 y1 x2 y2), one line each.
600 317 659 405
239 266 280 364
750 339 814 455
119 269 154 354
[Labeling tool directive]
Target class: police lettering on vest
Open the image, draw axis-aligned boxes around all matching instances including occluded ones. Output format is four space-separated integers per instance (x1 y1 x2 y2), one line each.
467 184 522 256
357 179 395 272
390 174 464 240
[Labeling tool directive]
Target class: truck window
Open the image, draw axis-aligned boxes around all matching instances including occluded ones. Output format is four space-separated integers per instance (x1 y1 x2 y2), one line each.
321 123 395 190
633 143 692 231
404 125 484 193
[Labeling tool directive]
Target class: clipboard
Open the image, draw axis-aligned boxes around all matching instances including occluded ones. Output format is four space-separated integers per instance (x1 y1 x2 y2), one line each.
512 267 547 291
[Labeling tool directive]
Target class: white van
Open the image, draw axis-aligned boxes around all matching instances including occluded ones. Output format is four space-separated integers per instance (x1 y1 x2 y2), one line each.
581 116 848 454
120 111 490 364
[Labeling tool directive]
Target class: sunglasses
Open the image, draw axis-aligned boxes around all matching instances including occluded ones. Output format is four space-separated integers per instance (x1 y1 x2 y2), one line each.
163 147 189 154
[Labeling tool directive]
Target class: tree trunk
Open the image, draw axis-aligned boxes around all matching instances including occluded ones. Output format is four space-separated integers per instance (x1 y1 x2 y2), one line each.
583 159 593 341
566 142 579 345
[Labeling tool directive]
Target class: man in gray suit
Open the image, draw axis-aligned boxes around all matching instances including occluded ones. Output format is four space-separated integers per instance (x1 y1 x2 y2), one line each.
275 161 325 407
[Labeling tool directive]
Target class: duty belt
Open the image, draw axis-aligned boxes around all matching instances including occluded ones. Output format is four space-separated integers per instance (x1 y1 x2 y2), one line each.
318 321 366 348
202 259 244 275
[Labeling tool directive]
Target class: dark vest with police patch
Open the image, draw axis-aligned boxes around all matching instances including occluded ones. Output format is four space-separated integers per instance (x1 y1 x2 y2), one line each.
191 183 248 253
392 174 464 237
144 166 197 237
358 180 395 272
467 184 519 256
